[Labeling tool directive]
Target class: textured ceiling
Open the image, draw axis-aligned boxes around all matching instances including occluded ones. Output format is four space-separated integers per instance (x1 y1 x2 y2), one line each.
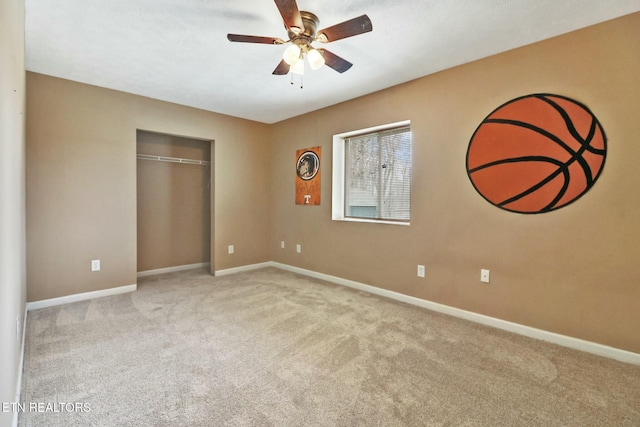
25 0 640 124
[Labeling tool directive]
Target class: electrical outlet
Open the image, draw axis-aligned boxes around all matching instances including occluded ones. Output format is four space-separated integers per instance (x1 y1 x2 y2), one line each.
296 244 301 253
228 245 234 254
480 269 490 283
91 259 100 272
280 241 285 249
417 265 425 278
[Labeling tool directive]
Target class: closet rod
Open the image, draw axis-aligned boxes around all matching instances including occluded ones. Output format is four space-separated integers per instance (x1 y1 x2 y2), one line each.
136 153 210 166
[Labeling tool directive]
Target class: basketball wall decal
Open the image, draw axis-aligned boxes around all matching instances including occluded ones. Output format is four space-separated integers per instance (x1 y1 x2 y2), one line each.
466 93 606 214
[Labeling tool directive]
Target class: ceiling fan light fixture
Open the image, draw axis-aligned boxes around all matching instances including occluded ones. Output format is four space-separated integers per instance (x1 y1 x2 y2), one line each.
228 2 372 78
307 48 325 70
283 44 301 65
291 58 305 75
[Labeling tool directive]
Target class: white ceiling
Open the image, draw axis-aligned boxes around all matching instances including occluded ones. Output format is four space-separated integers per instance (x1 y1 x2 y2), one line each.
25 0 640 124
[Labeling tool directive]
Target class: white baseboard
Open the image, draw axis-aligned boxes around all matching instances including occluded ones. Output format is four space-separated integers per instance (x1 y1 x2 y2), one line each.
215 262 272 277
20 261 640 366
269 261 640 365
137 262 210 278
26 284 137 311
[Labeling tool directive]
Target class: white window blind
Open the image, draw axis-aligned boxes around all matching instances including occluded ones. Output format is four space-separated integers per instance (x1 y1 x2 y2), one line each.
344 126 411 221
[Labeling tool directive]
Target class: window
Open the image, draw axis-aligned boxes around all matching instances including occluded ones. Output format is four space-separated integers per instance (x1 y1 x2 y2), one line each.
332 121 411 225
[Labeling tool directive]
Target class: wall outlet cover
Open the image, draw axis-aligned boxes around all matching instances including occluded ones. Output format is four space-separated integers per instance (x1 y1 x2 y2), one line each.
480 269 490 283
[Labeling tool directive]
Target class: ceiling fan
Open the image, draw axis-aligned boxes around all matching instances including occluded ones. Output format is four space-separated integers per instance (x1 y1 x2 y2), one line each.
227 0 372 76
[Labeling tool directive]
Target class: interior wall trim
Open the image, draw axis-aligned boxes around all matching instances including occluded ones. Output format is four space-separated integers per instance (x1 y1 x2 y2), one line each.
214 262 273 277
23 261 639 365
26 284 137 311
13 305 28 427
269 262 640 366
137 262 211 278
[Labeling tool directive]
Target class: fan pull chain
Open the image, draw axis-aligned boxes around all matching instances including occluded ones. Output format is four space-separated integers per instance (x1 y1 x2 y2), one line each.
289 73 303 89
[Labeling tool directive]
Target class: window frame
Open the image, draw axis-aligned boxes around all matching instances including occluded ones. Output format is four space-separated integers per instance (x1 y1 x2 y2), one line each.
332 120 411 226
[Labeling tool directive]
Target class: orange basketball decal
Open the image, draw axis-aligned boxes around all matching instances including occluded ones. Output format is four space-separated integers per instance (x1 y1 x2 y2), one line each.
466 94 606 214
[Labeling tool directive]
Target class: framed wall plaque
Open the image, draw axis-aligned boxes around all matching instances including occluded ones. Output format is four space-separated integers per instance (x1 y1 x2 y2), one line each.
295 146 321 205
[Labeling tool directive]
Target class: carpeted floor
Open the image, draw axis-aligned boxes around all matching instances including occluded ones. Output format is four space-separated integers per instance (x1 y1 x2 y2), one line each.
19 267 640 426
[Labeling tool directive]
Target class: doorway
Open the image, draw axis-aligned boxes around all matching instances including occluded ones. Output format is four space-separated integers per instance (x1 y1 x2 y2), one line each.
136 130 213 275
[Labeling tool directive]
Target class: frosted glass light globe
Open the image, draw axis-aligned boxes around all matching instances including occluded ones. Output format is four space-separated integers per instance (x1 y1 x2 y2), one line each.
307 48 325 70
283 44 301 65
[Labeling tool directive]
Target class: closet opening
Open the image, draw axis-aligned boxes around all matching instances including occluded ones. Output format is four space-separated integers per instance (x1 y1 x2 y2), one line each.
136 130 213 276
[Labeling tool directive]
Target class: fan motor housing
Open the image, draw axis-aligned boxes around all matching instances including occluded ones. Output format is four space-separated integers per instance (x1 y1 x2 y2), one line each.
288 11 319 41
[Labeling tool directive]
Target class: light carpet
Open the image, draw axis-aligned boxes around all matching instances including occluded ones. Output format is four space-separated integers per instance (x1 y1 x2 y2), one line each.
19 267 640 426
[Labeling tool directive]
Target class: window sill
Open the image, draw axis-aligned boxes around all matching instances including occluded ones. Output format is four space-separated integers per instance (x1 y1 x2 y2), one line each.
332 216 410 226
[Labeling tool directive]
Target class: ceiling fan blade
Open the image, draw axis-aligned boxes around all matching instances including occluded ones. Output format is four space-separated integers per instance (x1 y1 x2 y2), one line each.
319 49 353 73
317 14 372 42
227 34 283 44
272 59 290 75
274 0 304 33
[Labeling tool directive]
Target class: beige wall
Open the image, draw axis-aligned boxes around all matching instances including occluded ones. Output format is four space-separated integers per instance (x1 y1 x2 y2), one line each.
26 73 271 301
269 13 640 353
0 0 26 425
136 130 211 272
